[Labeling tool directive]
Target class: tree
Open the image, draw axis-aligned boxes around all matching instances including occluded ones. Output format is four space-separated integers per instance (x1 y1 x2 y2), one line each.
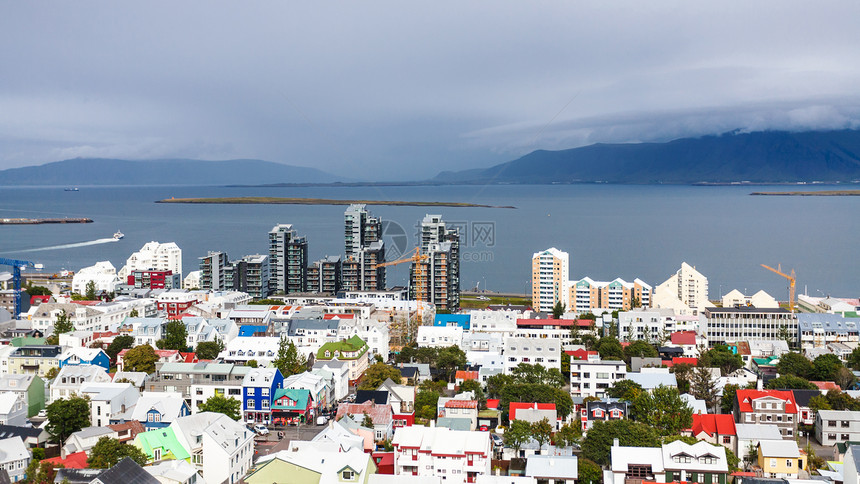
595 337 623 360
500 383 573 422
848 347 860 371
632 385 693 436
698 345 743 376
85 281 98 300
27 285 52 296
504 420 532 456
246 359 258 368
811 354 843 381
129 308 139 318
825 389 860 411
777 324 793 347
486 373 514 398
578 458 603 484
531 417 554 453
45 367 59 380
776 352 813 378
561 349 571 376
87 436 148 468
273 336 306 378
415 390 440 420
362 412 374 428
23 460 60 484
623 340 658 363
552 301 566 319
766 374 817 390
46 395 91 443
690 366 721 412
436 345 467 381
836 366 857 390
606 379 643 402
107 335 135 362
553 423 581 448
720 384 739 414
511 363 564 387
197 394 241 420
458 379 486 408
156 320 188 351
123 345 158 373
582 420 660 466
53 309 74 335
195 340 224 360
808 394 832 413
359 362 403 390
672 363 695 394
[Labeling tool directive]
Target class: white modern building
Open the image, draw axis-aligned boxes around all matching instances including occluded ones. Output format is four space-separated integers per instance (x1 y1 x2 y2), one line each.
503 336 560 373
170 412 255 484
417 326 464 348
72 261 122 295
653 262 709 315
569 360 626 398
120 241 183 279
79 382 140 427
531 248 570 313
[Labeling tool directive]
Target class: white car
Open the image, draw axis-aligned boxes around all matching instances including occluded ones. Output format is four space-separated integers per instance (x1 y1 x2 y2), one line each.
253 424 269 435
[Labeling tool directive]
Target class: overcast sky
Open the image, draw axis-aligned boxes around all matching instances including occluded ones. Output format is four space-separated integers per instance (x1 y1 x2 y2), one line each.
2 1 860 180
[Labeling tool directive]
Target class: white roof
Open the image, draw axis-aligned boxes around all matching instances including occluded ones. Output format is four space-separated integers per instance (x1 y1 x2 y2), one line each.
759 440 801 458
131 392 186 422
662 441 727 472
627 372 677 389
525 455 578 479
735 423 783 441
60 347 105 361
55 364 110 381
243 367 280 387
258 443 371 484
145 459 199 483
0 436 29 463
392 426 490 456
0 393 22 414
610 445 664 473
817 409 860 421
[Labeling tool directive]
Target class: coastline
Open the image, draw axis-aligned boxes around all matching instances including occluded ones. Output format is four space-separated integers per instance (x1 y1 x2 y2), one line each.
155 196 516 209
750 190 860 196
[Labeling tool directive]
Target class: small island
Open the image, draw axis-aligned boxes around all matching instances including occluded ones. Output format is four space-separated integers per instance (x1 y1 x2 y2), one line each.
156 196 516 209
750 190 860 196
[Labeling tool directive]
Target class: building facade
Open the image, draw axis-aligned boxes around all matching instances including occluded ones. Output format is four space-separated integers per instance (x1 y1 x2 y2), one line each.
268 224 308 295
531 248 569 313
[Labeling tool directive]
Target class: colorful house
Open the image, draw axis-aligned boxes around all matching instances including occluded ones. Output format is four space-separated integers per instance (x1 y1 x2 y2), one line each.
687 414 736 451
0 374 45 417
58 347 110 371
242 367 284 424
317 336 369 385
756 440 806 478
134 426 191 463
434 314 471 330
131 392 191 430
271 388 313 425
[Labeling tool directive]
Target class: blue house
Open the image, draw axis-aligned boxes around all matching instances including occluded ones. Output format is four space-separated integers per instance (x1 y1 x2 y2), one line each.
242 367 284 424
238 325 268 337
433 314 471 330
58 347 110 371
131 392 191 430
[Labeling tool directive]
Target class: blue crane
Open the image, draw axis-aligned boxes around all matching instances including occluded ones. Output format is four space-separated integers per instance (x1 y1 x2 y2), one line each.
0 257 35 317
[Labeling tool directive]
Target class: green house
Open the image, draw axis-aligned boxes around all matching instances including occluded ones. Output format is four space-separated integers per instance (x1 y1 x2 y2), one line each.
134 426 191 462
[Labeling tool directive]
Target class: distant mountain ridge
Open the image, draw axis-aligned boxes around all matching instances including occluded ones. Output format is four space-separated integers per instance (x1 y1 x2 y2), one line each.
0 158 342 186
434 129 860 184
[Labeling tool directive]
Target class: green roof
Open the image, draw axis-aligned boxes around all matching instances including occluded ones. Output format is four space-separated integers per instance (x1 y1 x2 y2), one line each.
753 356 779 366
11 337 46 347
135 427 191 461
272 388 311 411
317 335 368 360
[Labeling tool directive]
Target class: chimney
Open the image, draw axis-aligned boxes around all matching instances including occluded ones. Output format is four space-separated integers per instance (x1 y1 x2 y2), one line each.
613 438 620 448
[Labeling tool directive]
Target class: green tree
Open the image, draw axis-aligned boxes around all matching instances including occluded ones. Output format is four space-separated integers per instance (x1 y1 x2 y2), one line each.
552 301 566 319
511 363 565 387
848 347 860 371
825 389 860 411
197 394 241 420
553 423 581 448
415 390 440 420
672 363 695 394
359 362 403 390
246 359 258 368
273 336 306 378
87 436 148 468
486 373 514 398
811 354 843 381
27 285 52 296
23 460 60 484
777 324 793 347
582 419 660 465
561 349 571 376
500 383 573 422
531 417 554 452
156 320 188 351
46 395 91 443
766 374 817 390
195 340 224 360
85 281 98 300
129 308 139 318
362 412 373 428
53 309 74 335
436 345 467 382
808 394 832 413
631 386 693 436
123 345 159 373
45 367 60 380
720 384 739 414
458 379 486 408
595 337 623 360
504 420 532 455
578 458 603 484
698 344 743 376
623 340 658 363
606 379 643 402
836 366 857 390
107 335 135 362
690 366 721 412
776 352 813 378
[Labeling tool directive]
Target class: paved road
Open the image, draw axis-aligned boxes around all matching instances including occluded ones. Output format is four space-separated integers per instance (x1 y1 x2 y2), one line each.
253 423 327 461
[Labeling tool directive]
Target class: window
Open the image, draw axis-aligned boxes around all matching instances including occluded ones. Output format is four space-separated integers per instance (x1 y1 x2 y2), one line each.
261 399 269 410
246 399 254 409
723 436 731 444
262 388 269 397
786 460 793 468
342 470 354 480
770 458 777 468
247 388 255 396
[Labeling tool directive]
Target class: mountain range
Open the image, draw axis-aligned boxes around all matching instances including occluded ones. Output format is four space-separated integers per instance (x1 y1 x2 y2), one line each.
0 158 342 186
434 129 860 184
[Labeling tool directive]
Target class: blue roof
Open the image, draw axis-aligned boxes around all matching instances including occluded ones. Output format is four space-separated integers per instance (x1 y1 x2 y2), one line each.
239 325 268 337
433 314 471 329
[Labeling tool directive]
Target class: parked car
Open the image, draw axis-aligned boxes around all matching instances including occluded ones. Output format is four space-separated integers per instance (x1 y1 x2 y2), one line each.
253 424 270 435
491 434 503 448
37 409 47 418
316 416 328 425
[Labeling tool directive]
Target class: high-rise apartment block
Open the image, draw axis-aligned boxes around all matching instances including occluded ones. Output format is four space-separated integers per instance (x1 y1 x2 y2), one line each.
199 251 229 291
268 224 308 295
531 248 570 312
567 277 652 312
342 205 385 291
410 215 460 311
653 262 709 315
225 254 270 299
307 256 342 295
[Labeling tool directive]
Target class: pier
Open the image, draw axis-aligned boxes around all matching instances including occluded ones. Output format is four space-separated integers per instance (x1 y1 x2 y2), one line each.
0 218 93 225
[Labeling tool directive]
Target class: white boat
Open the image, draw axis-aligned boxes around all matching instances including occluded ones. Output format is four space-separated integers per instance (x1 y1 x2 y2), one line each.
113 230 124 240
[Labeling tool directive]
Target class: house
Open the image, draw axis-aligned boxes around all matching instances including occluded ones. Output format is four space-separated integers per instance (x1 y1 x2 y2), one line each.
6 345 61 378
844 445 860 484
581 400 627 431
0 424 50 449
92 457 161 484
734 424 783 465
455 371 479 386
525 455 577 484
242 367 284 425
169 412 254 484
282 371 331 412
417 326 464 349
41 451 90 471
569 360 626 398
79 382 141 427
271 388 313 426
510 402 557 428
687 414 736 451
108 421 145 444
662 440 729 484
434 314 471 330
627 369 678 391
58 347 110 371
815 409 860 446
131 392 190 430
62 426 116 458
0 394 26 426
681 394 708 414
317 336 370 385
372 451 395 475
218 336 280 366
336 401 394 441
399 363 431 384
392 426 492 484
756 440 806 479
50 365 112 403
144 459 200 484
378 378 415 428
438 396 479 431
791 390 821 426
312 418 367 452
0 436 30 482
607 442 665 484
246 443 376 484
313 359 350 400
666 331 703 358
503 336 560 373
734 390 798 439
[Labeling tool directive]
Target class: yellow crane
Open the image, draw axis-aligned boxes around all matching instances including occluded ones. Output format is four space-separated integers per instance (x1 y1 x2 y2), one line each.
761 263 796 312
375 247 430 349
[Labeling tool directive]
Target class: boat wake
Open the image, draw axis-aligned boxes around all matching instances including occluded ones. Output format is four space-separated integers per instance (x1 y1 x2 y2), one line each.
1 237 119 254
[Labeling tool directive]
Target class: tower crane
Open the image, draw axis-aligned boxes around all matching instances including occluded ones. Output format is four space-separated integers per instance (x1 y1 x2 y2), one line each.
761 263 796 312
0 257 36 317
375 247 429 350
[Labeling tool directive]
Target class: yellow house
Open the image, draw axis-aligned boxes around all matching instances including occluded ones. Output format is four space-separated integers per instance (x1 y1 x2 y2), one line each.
757 440 806 478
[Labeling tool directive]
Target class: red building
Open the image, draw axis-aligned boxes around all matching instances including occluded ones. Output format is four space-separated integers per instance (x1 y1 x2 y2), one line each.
128 270 180 290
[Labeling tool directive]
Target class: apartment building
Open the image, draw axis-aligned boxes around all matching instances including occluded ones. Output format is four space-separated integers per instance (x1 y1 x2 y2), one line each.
532 248 569 312
797 313 860 350
224 254 270 299
410 215 460 312
704 307 797 346
268 224 308 295
503 336 560 373
566 277 652 312
199 251 229 291
816 410 860 446
343 204 386 292
392 426 492 483
120 241 183 279
306 256 342 295
652 262 709 315
570 360 626 398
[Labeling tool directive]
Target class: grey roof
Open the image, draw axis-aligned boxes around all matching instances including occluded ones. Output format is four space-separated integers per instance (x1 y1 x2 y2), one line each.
627 372 677 389
93 457 160 484
0 469 10 484
71 426 114 440
850 445 860 474
0 436 29 464
287 319 340 336
798 313 859 332
818 409 860 421
54 469 104 484
735 423 783 441
526 455 578 479
0 424 44 440
758 440 800 458
437 418 472 431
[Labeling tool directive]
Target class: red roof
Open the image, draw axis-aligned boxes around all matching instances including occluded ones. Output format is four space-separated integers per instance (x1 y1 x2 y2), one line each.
565 349 598 360
811 381 841 391
324 314 355 319
445 399 478 409
486 399 500 410
42 451 88 469
509 402 556 421
455 370 478 381
180 352 198 363
93 331 118 339
689 414 736 437
670 331 697 345
663 357 698 368
168 312 194 320
516 318 593 328
30 295 52 305
736 389 798 414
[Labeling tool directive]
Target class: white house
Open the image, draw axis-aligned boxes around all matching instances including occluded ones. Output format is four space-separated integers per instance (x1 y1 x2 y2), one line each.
392 426 492 483
503 336 560 373
608 442 665 484
131 392 190 430
169 412 255 484
0 392 27 426
79 382 140 427
0 436 31 482
62 426 117 458
312 360 350 401
51 365 113 403
219 337 280 365
417 326 464 348
72 261 122 295
120 241 183 279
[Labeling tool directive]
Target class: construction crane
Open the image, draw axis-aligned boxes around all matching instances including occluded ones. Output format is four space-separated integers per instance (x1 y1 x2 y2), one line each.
761 263 796 312
375 247 429 350
0 257 36 317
